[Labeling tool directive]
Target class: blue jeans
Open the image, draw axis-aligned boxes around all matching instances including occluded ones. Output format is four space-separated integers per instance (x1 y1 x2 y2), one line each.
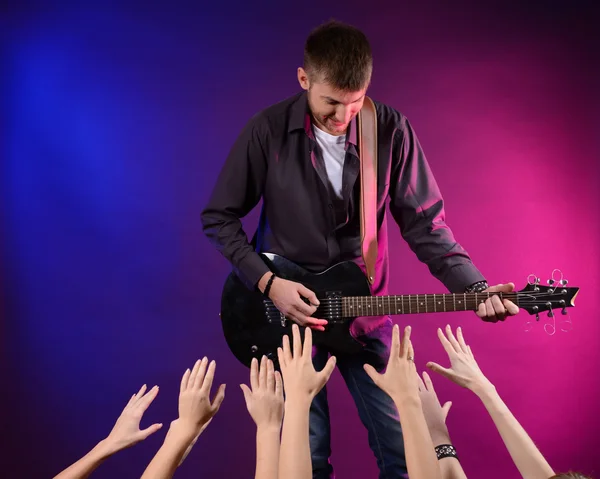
309 318 408 478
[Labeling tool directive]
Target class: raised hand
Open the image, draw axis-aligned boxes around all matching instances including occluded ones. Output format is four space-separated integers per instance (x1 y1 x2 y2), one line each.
426 325 493 392
103 384 163 454
277 324 336 401
364 324 419 404
177 357 226 435
240 356 284 429
476 283 520 322
417 372 452 445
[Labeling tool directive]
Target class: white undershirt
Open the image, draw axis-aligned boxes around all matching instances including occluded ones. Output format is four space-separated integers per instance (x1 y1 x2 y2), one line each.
313 126 346 198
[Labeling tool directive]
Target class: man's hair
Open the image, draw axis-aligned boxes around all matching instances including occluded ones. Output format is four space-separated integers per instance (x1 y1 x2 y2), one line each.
303 20 372 91
550 473 592 479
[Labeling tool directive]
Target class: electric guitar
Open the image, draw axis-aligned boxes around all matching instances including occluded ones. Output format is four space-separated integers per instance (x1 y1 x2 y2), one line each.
220 254 579 368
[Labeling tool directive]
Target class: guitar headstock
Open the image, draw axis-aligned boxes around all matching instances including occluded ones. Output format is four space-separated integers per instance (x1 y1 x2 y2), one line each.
518 271 579 320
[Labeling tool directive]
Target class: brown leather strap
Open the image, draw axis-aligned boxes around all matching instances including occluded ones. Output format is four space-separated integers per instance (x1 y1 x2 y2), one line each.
358 97 378 285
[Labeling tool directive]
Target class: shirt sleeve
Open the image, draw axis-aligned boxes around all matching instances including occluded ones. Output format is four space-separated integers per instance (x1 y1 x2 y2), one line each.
388 117 486 293
200 116 271 288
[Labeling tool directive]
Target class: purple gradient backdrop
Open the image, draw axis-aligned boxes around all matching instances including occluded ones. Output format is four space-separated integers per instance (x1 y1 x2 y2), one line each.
2 2 598 478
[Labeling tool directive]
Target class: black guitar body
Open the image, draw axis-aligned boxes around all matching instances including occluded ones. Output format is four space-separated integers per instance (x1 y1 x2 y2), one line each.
220 254 368 368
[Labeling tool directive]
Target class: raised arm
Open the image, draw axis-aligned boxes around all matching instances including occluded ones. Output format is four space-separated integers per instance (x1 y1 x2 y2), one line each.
141 358 225 479
364 325 442 479
277 325 336 479
240 356 284 479
417 371 468 479
53 384 162 479
427 325 555 479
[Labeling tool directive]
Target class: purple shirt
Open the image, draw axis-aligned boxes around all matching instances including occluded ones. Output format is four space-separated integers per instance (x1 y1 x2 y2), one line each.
201 92 485 336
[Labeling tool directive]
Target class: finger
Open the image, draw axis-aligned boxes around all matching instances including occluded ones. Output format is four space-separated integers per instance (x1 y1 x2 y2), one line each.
423 371 435 394
485 298 496 321
319 356 337 384
266 359 275 392
282 334 292 363
125 391 138 408
250 357 259 391
239 384 252 408
400 325 412 358
210 383 226 413
363 363 381 386
302 326 313 358
131 384 147 406
444 325 462 353
390 324 401 358
298 284 320 307
180 369 191 394
200 360 217 393
476 302 486 319
467 345 475 359
426 361 455 382
188 359 203 390
136 385 159 412
195 357 210 390
139 422 163 440
293 299 317 318
437 327 456 357
416 371 426 391
274 371 283 399
277 346 287 369
488 282 515 293
503 298 519 316
292 324 302 359
442 401 452 420
490 294 506 319
407 338 415 363
298 315 328 328
456 327 469 354
259 355 268 389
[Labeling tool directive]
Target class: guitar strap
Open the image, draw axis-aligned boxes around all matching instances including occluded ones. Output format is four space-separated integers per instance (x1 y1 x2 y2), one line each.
357 96 378 286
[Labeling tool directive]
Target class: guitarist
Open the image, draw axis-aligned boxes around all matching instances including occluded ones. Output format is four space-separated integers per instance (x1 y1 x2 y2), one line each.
201 20 518 479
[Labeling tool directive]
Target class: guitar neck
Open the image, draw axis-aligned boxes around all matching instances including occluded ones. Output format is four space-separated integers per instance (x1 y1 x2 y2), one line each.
342 292 519 317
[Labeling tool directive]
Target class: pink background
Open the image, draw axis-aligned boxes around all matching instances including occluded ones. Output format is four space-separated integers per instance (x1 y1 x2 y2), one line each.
3 1 598 477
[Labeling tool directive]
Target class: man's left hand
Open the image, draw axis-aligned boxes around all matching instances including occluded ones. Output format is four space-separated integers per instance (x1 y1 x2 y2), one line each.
476 283 519 322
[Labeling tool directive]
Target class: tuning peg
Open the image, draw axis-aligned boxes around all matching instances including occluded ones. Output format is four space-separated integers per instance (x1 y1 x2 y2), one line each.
561 308 568 315
560 279 568 286
535 313 540 321
547 279 555 285
548 311 554 318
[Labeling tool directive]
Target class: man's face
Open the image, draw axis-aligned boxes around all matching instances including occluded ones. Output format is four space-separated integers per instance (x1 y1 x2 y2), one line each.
298 68 367 136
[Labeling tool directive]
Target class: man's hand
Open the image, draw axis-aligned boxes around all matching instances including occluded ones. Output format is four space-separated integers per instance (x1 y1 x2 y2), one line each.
259 273 328 331
277 324 336 402
476 283 519 322
427 325 494 393
177 357 226 437
364 324 419 406
240 356 284 429
103 384 163 455
417 371 452 445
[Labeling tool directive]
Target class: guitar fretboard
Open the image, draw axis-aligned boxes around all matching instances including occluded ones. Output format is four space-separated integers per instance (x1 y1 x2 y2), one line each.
341 292 516 317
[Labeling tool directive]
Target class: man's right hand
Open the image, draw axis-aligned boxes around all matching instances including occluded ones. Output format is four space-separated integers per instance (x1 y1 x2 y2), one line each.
258 273 328 331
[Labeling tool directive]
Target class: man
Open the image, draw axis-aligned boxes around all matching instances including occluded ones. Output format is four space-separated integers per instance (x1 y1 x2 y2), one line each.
201 20 518 479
